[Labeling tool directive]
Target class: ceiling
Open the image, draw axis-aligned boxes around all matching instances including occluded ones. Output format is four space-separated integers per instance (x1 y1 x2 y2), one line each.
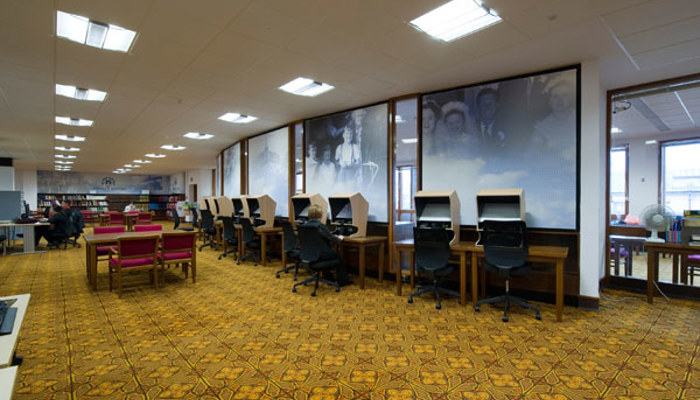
1 0 699 174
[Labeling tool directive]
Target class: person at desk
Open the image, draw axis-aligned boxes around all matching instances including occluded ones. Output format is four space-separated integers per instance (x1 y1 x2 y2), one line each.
304 204 351 286
35 204 69 247
123 203 137 212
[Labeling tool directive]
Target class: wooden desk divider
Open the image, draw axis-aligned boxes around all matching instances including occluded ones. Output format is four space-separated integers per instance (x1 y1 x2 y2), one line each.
244 194 276 229
291 193 328 226
414 190 460 246
329 192 368 239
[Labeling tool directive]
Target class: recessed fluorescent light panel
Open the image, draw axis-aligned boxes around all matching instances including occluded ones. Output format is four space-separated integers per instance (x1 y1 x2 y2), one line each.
401 138 419 144
55 154 77 159
124 164 139 168
279 77 334 97
133 159 151 164
56 11 137 52
218 113 258 124
55 134 86 142
410 0 502 42
55 116 93 127
161 145 186 151
145 153 166 158
184 132 214 140
55 84 107 101
113 170 126 174
611 127 622 134
55 146 80 152
55 160 74 165
645 140 658 145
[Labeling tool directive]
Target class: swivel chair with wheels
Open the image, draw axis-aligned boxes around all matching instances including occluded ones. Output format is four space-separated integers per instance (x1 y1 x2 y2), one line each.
292 224 341 296
237 218 261 265
474 220 540 322
218 216 238 260
408 227 458 309
171 209 195 232
198 209 217 251
276 220 302 279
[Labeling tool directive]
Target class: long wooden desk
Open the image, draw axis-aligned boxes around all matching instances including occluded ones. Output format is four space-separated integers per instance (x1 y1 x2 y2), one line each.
339 236 386 289
393 240 569 322
0 294 30 368
252 226 283 267
83 230 177 290
645 241 699 303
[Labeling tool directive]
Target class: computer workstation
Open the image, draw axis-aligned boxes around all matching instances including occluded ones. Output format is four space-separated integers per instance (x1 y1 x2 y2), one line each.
291 193 328 226
328 192 368 238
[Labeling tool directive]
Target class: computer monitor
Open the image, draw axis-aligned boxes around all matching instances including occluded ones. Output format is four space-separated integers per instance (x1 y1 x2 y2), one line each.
0 191 22 223
476 188 525 244
232 197 244 216
414 190 460 245
328 192 368 238
291 193 328 225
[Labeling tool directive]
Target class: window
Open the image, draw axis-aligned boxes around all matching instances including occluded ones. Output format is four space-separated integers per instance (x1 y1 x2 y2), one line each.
394 166 417 221
662 140 700 214
610 146 628 217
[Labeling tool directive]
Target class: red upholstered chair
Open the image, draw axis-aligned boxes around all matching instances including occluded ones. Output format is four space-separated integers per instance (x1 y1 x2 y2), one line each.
108 213 125 226
109 235 160 297
685 254 700 285
158 232 197 283
134 224 163 232
137 212 152 225
94 226 126 264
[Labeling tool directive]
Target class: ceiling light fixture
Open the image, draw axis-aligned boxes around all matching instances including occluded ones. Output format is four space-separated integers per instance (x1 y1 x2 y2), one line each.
645 140 658 145
410 0 502 42
55 146 80 152
113 170 126 174
55 160 74 165
56 11 137 52
401 138 419 144
55 84 107 101
218 113 258 124
161 144 186 151
279 77 334 97
55 134 86 142
55 154 77 159
55 116 93 127
184 132 214 140
124 164 139 168
132 159 152 164
145 153 166 158
611 127 622 134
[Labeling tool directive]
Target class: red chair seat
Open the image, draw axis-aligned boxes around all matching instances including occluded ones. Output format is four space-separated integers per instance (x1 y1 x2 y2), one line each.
158 251 192 261
109 257 155 268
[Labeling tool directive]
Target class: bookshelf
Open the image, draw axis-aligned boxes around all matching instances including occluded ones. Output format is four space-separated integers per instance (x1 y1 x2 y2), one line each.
37 194 108 212
37 193 185 220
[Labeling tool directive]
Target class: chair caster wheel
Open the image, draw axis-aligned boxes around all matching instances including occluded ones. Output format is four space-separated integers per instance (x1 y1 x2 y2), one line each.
335 287 340 292
311 292 316 297
237 261 241 265
276 274 280 278
535 313 541 320
292 287 297 293
474 306 480 312
435 304 441 310
218 256 223 260
502 316 509 322
253 262 258 266
407 298 413 304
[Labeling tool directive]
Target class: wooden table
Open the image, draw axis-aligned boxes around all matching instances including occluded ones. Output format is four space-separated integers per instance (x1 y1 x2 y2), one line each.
83 230 176 290
645 241 699 302
0 222 50 255
609 234 646 276
340 236 386 289
392 240 569 322
253 226 283 267
0 294 30 368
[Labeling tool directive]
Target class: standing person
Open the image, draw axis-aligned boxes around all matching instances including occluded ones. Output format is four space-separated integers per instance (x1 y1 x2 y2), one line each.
303 204 351 286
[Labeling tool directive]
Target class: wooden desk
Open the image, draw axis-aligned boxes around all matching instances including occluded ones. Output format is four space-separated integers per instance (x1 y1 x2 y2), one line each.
83 230 176 290
0 366 18 400
253 226 283 267
340 236 386 289
393 239 475 305
0 222 50 255
393 240 569 321
0 294 30 368
645 242 699 302
609 235 646 276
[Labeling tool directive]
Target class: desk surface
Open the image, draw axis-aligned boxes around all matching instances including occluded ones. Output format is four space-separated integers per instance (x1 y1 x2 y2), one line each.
83 229 179 243
0 366 18 400
0 294 30 368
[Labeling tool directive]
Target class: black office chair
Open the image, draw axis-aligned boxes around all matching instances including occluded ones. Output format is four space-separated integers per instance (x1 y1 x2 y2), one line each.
172 209 195 232
474 220 540 322
276 220 302 279
65 208 83 248
292 224 341 296
218 216 238 260
408 227 459 309
237 218 261 265
197 209 217 251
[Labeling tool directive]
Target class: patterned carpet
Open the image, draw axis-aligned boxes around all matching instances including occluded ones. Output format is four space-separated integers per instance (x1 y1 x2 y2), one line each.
0 228 698 400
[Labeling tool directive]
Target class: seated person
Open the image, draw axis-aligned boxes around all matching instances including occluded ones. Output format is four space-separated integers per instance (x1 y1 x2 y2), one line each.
35 205 69 247
123 202 137 212
304 204 351 286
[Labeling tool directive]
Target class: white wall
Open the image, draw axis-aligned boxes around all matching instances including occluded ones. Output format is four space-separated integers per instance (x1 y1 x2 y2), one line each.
0 166 15 190
14 168 37 209
185 169 213 203
627 139 659 216
579 60 606 298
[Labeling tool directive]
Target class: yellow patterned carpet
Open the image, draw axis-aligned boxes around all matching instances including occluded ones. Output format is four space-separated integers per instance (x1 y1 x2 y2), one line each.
0 229 698 400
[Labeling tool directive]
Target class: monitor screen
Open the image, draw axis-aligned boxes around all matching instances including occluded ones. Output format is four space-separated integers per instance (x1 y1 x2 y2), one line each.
298 205 309 218
335 202 352 220
418 203 451 222
479 203 521 221
213 198 220 214
232 198 243 215
247 198 260 216
292 198 311 219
